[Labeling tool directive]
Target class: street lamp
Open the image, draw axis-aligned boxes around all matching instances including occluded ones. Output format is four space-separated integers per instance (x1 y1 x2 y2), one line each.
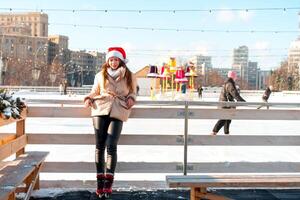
78 65 91 86
62 60 73 86
49 50 64 85
78 65 85 86
32 67 41 86
32 44 48 86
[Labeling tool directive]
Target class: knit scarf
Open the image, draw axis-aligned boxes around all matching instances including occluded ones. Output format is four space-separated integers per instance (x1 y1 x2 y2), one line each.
107 67 126 81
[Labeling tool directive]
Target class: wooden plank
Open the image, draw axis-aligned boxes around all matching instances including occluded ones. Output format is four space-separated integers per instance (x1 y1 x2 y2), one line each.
16 120 25 156
0 152 48 200
190 108 300 120
27 134 300 146
167 175 300 188
27 106 300 120
130 107 185 118
41 161 300 173
0 188 13 200
191 187 232 200
26 99 300 108
0 134 16 145
188 135 300 146
27 106 184 119
27 99 82 105
8 192 15 200
40 180 167 189
167 174 300 180
0 117 23 127
0 135 27 160
189 162 300 173
27 134 184 145
0 108 27 127
24 163 43 200
196 192 233 200
28 106 90 118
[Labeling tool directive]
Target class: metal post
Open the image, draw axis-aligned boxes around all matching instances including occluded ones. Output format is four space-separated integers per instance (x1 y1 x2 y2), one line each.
33 44 47 86
183 101 189 175
81 66 83 86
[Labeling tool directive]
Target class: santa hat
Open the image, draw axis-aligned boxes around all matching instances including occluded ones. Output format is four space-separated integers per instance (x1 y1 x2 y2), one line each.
227 70 237 80
106 47 128 63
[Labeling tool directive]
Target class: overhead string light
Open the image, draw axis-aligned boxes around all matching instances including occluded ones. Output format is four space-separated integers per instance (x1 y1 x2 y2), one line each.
70 47 289 52
0 7 299 13
126 53 288 57
46 22 298 34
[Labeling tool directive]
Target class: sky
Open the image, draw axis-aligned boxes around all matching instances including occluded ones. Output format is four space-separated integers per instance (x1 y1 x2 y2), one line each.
1 0 300 72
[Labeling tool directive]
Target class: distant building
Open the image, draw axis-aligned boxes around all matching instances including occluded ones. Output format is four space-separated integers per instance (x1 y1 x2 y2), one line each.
213 68 232 80
0 33 48 85
213 67 241 86
288 37 300 71
88 51 106 73
70 50 105 86
257 70 271 90
248 61 258 89
190 55 212 85
48 35 70 65
0 12 48 37
0 34 48 61
232 46 249 85
0 24 31 36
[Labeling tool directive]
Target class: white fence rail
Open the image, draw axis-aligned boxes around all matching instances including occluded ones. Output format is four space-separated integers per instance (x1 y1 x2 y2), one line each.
21 100 300 188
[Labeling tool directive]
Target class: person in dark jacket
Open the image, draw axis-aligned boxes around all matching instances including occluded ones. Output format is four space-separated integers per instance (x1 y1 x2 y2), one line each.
197 85 203 98
257 85 273 109
211 71 246 135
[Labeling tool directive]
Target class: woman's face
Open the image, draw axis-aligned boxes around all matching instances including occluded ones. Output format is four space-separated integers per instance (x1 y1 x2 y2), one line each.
108 57 120 70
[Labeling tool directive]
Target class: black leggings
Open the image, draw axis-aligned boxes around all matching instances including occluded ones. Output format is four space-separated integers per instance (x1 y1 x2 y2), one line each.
213 119 232 134
93 115 123 174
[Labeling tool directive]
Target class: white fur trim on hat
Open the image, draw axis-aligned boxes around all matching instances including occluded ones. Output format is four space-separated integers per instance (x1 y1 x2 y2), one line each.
106 50 128 63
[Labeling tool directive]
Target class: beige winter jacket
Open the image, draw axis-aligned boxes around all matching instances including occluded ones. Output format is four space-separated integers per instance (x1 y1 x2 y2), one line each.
84 69 137 122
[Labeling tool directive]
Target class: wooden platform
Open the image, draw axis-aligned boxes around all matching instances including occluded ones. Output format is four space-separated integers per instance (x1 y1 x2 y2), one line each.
0 151 49 200
167 174 300 200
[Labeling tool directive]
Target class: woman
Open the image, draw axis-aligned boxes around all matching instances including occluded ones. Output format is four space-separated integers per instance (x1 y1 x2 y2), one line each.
84 47 137 198
211 70 246 135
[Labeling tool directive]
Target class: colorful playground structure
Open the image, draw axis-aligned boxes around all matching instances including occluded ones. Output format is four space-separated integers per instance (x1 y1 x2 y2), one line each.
147 57 198 100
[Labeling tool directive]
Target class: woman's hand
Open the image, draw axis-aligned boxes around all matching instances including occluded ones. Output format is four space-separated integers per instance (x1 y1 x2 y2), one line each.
126 97 135 109
84 98 93 108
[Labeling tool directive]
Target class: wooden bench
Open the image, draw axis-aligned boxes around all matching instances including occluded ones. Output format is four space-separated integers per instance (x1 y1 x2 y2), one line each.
166 174 300 200
0 108 49 200
0 151 49 200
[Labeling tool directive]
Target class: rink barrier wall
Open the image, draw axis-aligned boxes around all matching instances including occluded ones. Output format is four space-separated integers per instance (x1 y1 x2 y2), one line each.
24 101 300 188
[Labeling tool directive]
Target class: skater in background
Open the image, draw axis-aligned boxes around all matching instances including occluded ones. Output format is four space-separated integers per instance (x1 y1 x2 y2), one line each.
257 85 273 109
59 82 63 95
63 80 67 95
197 85 203 99
211 71 246 135
84 47 137 198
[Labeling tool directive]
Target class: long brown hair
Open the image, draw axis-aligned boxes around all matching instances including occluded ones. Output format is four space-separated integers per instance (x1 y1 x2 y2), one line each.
101 60 134 92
